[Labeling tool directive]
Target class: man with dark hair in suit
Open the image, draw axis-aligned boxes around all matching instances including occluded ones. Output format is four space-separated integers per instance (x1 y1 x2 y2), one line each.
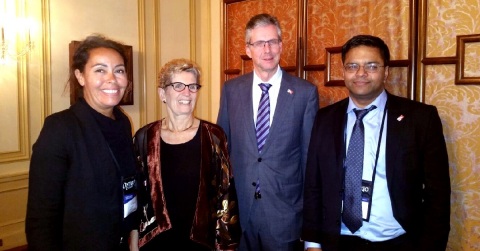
302 34 450 251
217 13 319 251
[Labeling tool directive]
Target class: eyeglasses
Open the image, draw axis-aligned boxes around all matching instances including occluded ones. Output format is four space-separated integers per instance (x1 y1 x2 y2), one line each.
344 63 385 73
247 38 282 49
165 82 202 93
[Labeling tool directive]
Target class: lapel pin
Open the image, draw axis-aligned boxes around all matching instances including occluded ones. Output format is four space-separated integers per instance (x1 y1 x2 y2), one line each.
397 115 404 121
287 89 293 95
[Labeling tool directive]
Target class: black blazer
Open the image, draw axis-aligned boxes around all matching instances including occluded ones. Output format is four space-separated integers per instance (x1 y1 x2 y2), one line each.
302 92 450 251
26 99 136 251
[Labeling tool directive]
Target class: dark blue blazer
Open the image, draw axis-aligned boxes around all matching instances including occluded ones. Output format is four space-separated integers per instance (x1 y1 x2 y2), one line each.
218 70 319 242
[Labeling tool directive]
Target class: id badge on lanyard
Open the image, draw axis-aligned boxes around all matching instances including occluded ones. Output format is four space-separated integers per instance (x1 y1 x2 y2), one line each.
343 104 388 223
122 175 138 218
361 179 373 221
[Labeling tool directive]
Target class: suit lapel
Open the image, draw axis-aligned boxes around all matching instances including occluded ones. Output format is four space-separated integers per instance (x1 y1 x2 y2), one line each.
270 73 294 133
260 71 294 154
385 94 404 185
334 99 349 173
240 73 258 150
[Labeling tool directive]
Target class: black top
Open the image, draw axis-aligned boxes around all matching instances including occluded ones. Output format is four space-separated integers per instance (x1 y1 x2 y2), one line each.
142 127 210 251
89 103 138 240
90 104 136 177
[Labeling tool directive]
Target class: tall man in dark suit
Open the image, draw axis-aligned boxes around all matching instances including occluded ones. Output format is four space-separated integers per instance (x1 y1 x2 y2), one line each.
217 13 319 251
302 35 450 251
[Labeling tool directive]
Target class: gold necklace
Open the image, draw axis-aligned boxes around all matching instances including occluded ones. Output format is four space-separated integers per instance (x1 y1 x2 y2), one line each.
163 119 195 133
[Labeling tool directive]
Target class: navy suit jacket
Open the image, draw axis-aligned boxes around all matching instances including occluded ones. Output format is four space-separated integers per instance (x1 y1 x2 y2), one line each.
302 92 450 251
217 70 319 242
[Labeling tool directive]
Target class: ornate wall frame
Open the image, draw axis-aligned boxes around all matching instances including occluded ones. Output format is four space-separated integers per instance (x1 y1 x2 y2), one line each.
455 34 480 85
324 46 343 86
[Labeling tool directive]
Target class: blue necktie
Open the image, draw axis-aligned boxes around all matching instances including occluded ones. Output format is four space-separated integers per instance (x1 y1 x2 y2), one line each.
256 83 272 153
343 105 376 233
254 83 271 199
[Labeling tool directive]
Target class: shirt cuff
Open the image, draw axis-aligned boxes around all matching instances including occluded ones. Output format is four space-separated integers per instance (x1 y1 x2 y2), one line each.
304 241 321 249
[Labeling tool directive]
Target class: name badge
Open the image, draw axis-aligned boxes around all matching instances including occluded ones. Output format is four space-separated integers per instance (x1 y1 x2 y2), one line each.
123 175 138 218
361 179 373 221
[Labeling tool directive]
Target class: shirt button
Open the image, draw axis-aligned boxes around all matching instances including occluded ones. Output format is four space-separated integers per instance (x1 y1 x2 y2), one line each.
257 158 262 162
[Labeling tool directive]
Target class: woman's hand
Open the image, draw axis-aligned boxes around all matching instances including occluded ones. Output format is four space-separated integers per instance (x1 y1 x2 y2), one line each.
129 230 139 251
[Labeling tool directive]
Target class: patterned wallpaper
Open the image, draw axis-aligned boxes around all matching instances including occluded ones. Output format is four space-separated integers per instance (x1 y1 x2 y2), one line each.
305 0 409 107
225 0 409 107
225 1 480 249
225 0 299 75
425 0 480 250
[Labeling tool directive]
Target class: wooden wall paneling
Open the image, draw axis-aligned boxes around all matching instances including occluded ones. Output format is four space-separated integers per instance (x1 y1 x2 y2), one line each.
0 0 32 164
455 34 480 85
418 0 480 103
0 57 29 163
0 174 29 250
408 0 418 100
324 46 343 87
420 34 480 86
296 0 305 78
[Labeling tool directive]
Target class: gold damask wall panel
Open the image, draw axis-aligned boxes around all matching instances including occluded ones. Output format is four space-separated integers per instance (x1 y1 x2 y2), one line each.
425 65 480 251
306 0 409 65
464 42 480 77
426 0 480 57
424 0 480 250
305 0 409 107
225 0 299 75
386 67 408 98
306 71 348 107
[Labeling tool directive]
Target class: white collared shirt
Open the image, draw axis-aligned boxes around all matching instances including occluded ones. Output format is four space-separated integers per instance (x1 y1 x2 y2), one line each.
252 66 282 125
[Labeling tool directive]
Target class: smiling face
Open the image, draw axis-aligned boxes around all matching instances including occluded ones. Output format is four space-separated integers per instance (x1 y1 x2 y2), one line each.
159 71 198 118
343 45 389 108
74 47 128 117
246 24 283 81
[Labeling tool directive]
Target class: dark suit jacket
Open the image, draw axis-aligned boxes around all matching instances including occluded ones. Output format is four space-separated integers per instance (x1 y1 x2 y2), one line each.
302 92 450 251
26 99 136 251
217 70 319 242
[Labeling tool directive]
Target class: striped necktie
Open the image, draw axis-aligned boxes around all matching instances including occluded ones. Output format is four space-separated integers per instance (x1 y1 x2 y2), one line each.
256 83 272 153
254 83 271 200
